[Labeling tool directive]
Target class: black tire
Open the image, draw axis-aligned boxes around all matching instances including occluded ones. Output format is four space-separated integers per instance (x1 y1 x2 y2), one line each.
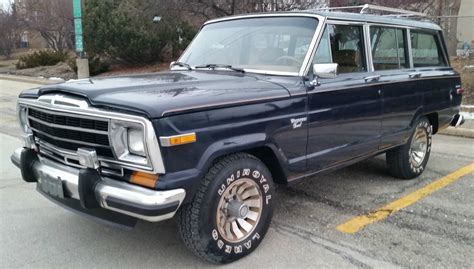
178 153 274 264
386 116 433 179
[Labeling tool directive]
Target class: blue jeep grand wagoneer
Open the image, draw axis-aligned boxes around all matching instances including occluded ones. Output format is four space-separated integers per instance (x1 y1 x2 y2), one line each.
11 10 464 263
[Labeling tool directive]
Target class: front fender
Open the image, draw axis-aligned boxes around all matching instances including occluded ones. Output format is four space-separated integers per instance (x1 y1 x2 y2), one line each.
197 133 267 171
156 133 288 203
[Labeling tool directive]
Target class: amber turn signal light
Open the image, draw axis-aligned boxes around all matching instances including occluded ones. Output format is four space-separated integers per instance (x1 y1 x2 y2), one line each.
130 171 159 188
159 133 196 147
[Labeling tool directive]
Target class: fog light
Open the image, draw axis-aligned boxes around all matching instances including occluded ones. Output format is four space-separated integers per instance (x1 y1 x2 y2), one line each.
77 148 100 169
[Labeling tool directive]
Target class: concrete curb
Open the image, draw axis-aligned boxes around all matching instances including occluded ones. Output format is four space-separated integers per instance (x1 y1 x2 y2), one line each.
0 74 62 85
461 106 474 113
439 127 474 138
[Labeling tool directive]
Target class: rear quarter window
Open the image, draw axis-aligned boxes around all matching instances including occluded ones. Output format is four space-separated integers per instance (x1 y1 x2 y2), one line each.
410 31 447 67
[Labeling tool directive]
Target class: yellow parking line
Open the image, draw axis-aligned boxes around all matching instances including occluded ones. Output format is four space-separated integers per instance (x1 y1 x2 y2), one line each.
337 163 474 234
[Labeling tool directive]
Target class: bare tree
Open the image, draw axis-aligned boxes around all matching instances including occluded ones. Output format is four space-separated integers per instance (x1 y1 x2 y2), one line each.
436 0 461 55
169 0 328 23
0 1 18 58
16 0 74 51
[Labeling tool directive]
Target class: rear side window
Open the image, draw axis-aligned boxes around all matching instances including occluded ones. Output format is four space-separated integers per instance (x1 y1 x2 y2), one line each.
314 24 366 74
370 27 409 70
410 31 447 67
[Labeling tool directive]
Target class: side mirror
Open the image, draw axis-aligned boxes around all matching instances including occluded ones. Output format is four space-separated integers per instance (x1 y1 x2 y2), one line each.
313 63 338 79
169 61 176 69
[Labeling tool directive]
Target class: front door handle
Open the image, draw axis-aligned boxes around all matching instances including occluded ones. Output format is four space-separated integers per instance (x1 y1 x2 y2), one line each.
364 75 381 83
409 72 422 79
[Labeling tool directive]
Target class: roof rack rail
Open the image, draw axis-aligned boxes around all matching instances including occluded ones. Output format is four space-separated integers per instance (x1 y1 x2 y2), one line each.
316 4 426 18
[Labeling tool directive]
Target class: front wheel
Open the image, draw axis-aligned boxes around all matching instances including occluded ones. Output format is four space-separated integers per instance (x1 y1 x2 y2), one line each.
178 153 274 264
386 116 433 179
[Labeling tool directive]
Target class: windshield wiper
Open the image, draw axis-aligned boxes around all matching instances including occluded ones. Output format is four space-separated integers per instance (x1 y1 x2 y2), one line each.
170 61 192 70
194 64 245 73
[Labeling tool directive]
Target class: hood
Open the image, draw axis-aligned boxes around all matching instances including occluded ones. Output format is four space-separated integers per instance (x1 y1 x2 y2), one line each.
21 71 290 118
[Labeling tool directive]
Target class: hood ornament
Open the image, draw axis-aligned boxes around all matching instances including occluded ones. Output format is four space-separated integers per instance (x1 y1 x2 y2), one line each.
37 94 89 109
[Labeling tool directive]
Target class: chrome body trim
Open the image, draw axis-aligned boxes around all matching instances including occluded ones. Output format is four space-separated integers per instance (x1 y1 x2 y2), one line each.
407 29 414 69
38 94 89 109
37 139 142 175
11 148 184 222
19 97 166 174
363 24 374 72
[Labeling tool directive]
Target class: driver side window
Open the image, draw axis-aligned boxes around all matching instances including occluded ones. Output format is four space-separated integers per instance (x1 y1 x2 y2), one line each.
313 24 367 74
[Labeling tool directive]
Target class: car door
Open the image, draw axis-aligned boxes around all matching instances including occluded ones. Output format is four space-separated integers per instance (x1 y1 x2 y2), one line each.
373 27 452 149
368 26 423 149
306 23 383 172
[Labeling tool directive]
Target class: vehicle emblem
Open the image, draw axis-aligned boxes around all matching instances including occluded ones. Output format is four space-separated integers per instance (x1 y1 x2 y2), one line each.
290 117 307 129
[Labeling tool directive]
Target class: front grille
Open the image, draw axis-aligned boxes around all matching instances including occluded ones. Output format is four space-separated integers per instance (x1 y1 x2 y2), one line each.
28 108 114 158
29 108 108 131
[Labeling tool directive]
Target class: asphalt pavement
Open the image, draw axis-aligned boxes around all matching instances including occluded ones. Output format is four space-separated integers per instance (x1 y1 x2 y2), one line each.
1 79 473 268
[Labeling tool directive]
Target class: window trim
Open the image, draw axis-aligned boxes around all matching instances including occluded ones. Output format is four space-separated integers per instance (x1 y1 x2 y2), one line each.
407 29 414 69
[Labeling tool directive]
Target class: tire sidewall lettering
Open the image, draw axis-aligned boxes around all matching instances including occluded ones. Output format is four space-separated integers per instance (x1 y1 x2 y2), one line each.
211 167 272 255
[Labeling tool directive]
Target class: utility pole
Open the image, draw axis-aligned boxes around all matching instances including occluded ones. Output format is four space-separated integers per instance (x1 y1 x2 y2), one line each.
73 0 89 79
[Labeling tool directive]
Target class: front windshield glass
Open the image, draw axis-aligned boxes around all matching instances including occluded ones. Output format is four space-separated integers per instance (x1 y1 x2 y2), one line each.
179 17 319 74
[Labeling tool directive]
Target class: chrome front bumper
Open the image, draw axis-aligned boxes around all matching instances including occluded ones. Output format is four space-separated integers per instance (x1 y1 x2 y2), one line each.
11 148 185 222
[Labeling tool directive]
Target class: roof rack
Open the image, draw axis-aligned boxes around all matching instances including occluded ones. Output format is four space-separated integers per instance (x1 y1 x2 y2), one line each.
316 4 427 18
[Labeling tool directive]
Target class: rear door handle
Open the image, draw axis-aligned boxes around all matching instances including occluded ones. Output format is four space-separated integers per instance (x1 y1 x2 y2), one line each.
364 75 381 83
409 72 422 79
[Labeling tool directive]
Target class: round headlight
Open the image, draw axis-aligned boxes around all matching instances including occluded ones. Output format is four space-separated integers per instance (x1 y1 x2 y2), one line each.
128 128 146 157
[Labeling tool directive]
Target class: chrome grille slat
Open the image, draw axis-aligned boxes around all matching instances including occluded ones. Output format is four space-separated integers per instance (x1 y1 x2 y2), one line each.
27 106 115 159
28 116 109 135
29 107 109 131
30 127 111 149
38 140 124 177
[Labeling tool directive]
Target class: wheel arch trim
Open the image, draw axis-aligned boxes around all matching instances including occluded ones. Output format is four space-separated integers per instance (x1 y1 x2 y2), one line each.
195 133 289 184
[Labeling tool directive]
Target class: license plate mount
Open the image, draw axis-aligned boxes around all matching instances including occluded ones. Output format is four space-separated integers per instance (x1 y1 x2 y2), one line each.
38 175 65 199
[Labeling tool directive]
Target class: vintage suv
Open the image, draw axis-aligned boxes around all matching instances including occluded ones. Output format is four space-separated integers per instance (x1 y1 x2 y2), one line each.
11 9 464 264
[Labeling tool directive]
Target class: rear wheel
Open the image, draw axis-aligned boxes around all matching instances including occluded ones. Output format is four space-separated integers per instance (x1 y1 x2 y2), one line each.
178 153 274 264
386 117 432 179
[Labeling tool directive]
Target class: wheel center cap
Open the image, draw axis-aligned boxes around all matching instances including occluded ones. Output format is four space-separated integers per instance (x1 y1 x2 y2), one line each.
227 200 249 219
239 205 249 218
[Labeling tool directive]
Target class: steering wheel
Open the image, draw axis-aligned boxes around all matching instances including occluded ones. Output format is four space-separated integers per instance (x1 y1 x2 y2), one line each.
273 56 302 66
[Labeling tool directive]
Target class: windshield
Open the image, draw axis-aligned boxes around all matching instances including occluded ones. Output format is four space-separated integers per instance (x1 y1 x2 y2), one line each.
178 17 319 74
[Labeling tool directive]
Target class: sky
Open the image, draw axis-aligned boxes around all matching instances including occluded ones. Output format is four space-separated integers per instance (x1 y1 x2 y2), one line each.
0 0 11 11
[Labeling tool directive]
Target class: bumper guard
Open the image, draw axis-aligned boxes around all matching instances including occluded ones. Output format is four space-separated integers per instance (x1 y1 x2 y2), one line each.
11 148 185 223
